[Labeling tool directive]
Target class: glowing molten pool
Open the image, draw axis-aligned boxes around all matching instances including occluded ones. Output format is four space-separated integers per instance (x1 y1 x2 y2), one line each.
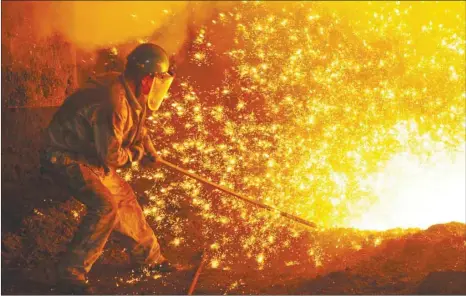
351 144 465 230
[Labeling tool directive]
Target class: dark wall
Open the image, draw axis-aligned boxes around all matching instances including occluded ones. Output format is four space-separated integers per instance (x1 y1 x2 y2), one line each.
1 107 59 230
1 2 77 108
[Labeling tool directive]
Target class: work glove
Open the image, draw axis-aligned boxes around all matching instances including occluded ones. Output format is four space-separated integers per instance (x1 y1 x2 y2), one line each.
121 145 145 169
146 152 161 163
140 152 162 168
130 145 145 162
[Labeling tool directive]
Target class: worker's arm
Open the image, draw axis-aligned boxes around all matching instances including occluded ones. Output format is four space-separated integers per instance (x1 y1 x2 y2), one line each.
93 90 134 168
126 124 160 165
141 127 160 162
131 127 161 168
128 127 149 163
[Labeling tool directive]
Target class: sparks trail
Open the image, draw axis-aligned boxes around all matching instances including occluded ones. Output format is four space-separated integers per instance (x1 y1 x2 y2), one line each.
128 1 465 268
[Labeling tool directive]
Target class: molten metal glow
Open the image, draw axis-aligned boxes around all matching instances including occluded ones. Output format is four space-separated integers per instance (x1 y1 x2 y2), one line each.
113 1 466 269
351 144 466 230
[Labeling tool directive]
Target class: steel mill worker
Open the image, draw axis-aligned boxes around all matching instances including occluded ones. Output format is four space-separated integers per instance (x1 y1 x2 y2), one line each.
40 43 176 294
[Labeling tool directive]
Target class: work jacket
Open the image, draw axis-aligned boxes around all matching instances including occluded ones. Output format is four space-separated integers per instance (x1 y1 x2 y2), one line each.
45 72 156 169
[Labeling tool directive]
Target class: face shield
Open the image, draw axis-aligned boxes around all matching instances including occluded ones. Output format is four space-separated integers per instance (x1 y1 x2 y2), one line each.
147 72 174 111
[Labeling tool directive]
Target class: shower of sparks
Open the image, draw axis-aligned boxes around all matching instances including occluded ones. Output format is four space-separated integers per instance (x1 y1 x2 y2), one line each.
119 1 464 271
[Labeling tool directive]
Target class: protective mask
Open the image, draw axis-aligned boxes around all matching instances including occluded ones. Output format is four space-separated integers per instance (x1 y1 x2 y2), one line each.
147 72 174 111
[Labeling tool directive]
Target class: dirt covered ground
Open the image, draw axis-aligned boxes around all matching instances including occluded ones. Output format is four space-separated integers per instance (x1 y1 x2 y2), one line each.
2 196 466 295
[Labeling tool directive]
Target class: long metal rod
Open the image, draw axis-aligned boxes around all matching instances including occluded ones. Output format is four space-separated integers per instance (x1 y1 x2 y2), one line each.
187 251 208 295
158 158 316 228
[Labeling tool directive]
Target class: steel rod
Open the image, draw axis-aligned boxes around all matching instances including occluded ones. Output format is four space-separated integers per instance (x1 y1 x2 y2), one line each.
187 251 208 295
158 158 316 228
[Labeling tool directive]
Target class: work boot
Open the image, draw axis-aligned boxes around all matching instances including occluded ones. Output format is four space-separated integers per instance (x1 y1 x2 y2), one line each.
55 279 95 295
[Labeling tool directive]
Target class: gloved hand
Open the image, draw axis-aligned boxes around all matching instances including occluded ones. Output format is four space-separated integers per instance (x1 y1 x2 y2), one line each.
140 152 162 168
121 146 145 169
130 145 145 162
142 133 162 167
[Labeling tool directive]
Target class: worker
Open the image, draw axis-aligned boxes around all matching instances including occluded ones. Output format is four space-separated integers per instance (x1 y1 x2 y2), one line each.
40 43 176 294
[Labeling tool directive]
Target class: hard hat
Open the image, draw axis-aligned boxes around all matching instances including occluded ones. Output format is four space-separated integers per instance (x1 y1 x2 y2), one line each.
126 43 174 111
126 43 170 76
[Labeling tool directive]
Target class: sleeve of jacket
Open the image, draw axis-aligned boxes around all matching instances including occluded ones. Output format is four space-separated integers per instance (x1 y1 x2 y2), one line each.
128 127 157 162
93 87 133 168
129 128 146 162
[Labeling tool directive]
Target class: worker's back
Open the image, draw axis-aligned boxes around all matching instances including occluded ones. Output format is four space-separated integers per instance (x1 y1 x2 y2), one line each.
45 72 124 159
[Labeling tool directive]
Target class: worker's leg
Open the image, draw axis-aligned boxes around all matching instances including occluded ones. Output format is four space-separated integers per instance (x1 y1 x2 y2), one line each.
57 163 119 282
103 169 165 266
